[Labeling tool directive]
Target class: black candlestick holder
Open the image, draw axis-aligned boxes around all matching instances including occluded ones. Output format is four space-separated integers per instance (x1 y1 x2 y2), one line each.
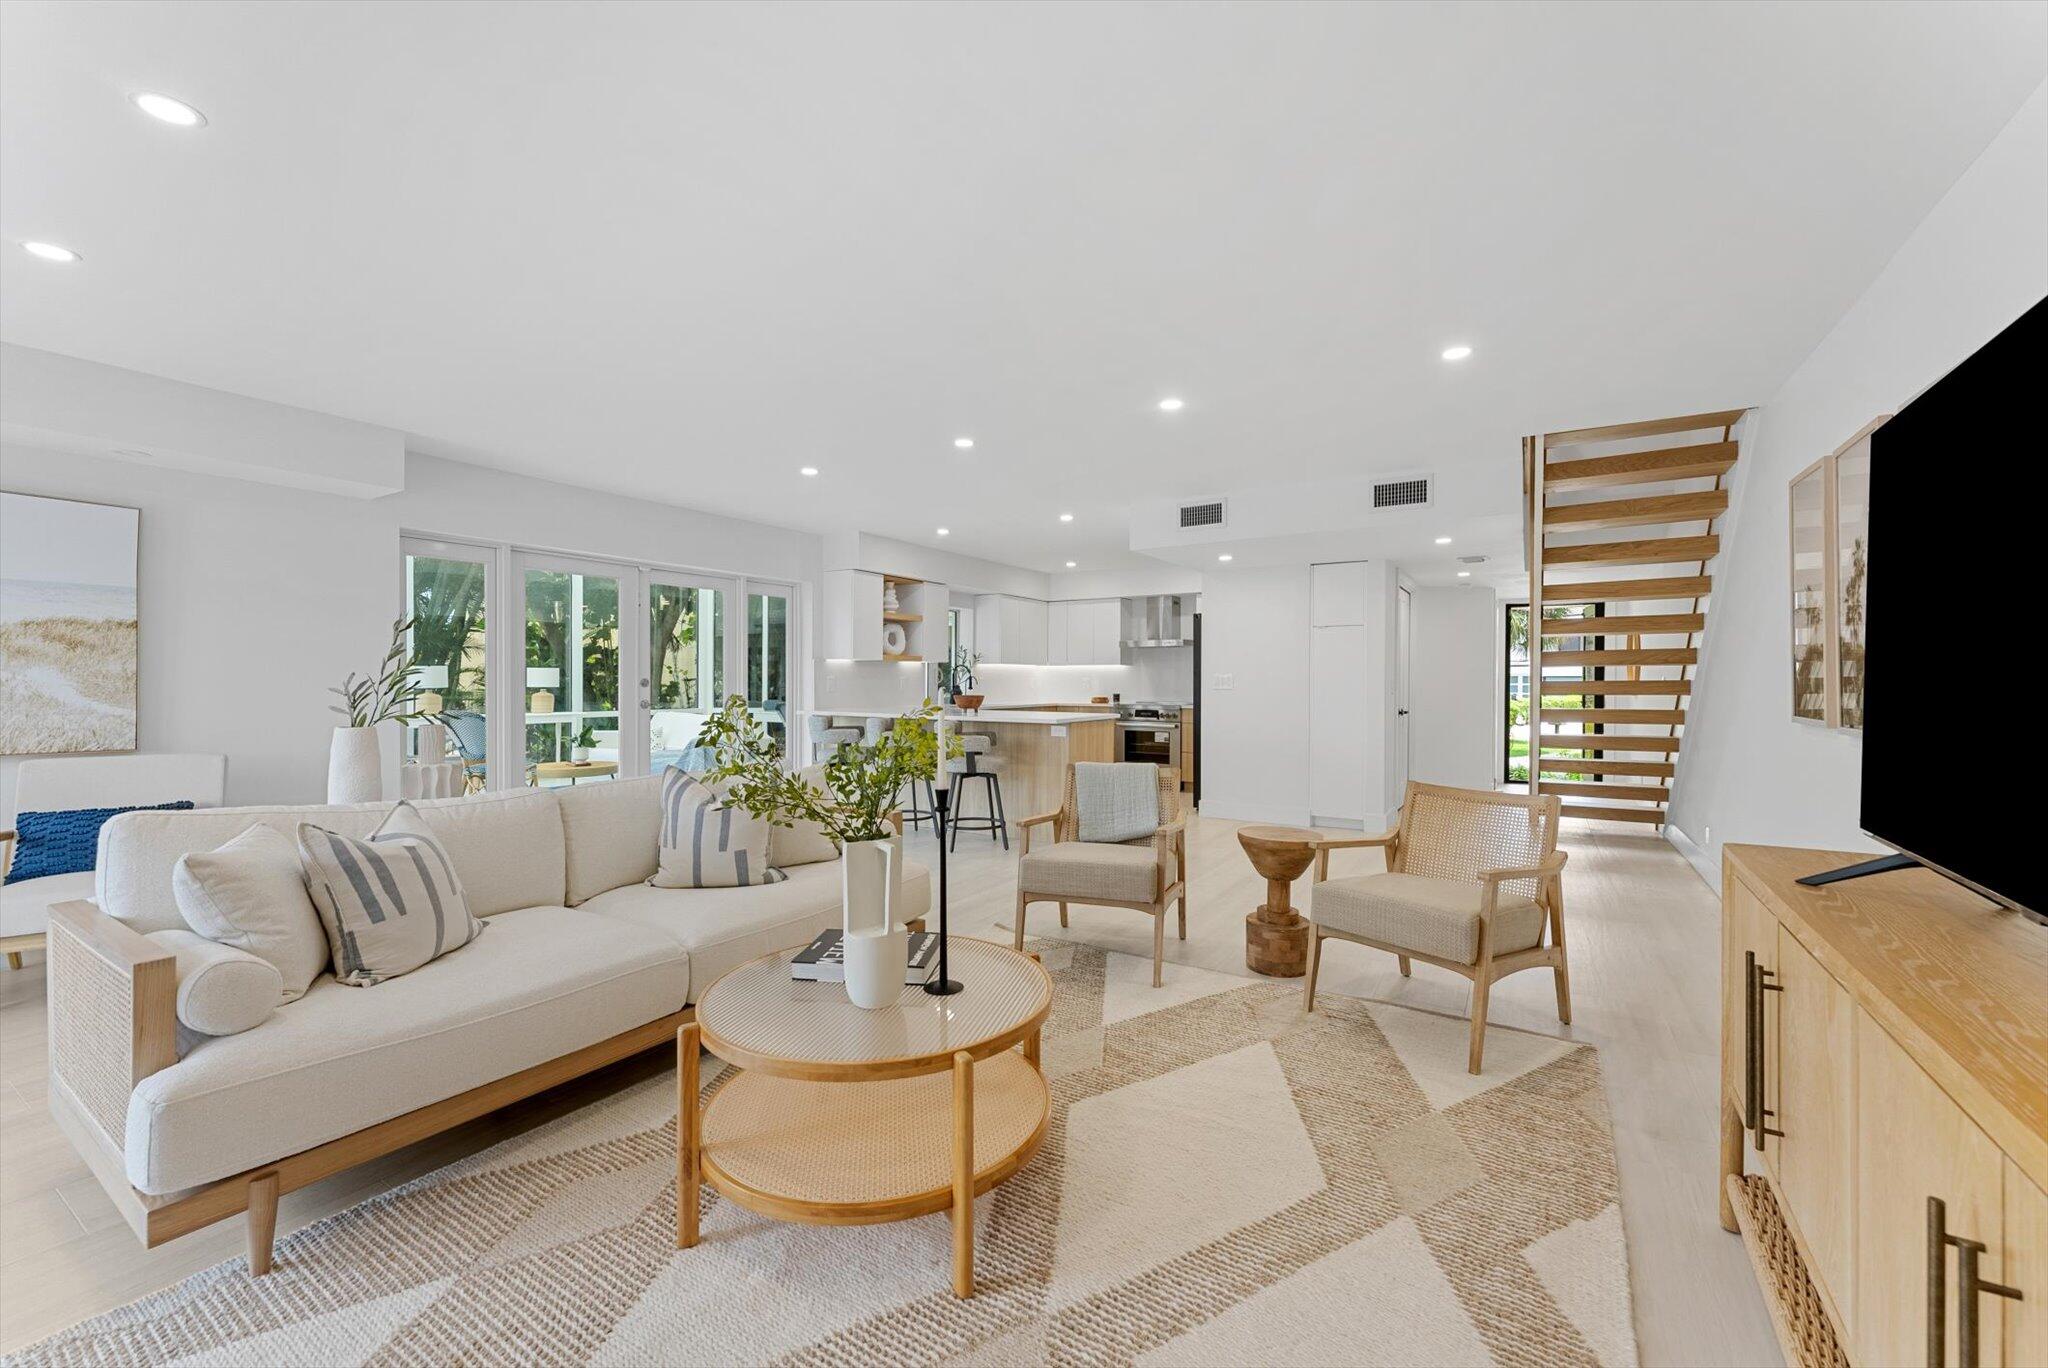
924 785 963 996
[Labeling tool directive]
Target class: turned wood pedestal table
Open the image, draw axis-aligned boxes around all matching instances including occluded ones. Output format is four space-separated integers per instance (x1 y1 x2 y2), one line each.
1236 824 1323 978
678 937 1052 1298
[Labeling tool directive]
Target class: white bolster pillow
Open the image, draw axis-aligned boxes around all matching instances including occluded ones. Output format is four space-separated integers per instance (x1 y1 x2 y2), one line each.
144 929 284 1038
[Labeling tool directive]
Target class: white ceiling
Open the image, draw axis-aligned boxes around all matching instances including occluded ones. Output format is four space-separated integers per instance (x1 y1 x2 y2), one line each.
3 2 2043 578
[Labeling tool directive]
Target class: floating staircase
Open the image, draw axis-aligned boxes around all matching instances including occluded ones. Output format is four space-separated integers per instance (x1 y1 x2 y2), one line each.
1523 409 1747 827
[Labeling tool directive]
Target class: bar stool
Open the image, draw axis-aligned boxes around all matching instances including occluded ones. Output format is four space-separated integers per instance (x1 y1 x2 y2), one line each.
809 715 863 764
947 733 1008 851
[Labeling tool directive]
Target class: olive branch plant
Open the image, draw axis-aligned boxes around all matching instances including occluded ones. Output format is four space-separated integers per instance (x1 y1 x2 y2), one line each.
329 616 435 728
694 695 960 846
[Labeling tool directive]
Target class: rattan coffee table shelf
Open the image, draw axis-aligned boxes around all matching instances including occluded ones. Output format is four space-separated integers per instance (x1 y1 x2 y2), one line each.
678 937 1053 1298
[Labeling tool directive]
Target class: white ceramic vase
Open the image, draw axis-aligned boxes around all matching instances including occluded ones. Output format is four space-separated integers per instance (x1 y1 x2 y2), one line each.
841 834 908 1009
327 724 392 804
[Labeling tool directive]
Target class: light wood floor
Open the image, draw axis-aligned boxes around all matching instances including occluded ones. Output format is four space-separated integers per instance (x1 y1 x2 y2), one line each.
0 808 1779 1365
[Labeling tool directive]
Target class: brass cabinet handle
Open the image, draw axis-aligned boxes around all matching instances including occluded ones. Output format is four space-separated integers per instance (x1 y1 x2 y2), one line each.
1744 951 1784 1151
1928 1195 2024 1367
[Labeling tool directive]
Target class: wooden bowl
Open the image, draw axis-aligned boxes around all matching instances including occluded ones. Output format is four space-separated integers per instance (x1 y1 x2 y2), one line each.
953 693 985 712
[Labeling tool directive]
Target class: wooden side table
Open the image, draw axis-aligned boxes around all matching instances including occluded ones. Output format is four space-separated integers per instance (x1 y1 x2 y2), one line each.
680 937 1052 1298
532 760 619 785
1237 824 1323 977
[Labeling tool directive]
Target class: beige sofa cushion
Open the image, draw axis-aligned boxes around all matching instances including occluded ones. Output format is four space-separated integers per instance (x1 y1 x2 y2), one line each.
172 823 329 1001
144 929 282 1038
97 790 566 933
124 904 689 1194
581 857 930 1000
1311 872 1545 964
1018 841 1168 904
767 766 841 869
557 775 662 905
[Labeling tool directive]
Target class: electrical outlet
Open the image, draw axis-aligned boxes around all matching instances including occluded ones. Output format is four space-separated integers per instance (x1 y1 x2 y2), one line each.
1214 673 1235 690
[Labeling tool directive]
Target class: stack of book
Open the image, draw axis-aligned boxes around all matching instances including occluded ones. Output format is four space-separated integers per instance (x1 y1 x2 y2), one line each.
790 930 942 984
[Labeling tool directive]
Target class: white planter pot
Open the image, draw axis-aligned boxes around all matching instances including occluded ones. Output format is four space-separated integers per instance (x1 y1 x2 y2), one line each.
841 834 907 1009
327 724 396 804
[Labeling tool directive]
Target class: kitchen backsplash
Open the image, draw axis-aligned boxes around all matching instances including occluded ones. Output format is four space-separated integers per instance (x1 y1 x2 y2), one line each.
814 645 1194 716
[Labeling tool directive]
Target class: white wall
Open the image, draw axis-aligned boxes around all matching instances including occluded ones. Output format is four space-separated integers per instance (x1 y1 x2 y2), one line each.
1669 82 2048 888
1198 566 1312 825
1408 587 1498 791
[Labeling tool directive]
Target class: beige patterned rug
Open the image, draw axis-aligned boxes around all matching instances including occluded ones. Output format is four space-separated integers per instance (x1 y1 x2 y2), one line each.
10 942 1635 1367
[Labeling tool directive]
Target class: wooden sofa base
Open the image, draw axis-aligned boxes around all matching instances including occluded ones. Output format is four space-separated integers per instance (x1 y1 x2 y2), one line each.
57 1007 694 1274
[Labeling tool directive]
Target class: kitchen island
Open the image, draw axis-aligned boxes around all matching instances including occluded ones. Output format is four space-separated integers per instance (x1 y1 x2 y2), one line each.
815 708 1116 819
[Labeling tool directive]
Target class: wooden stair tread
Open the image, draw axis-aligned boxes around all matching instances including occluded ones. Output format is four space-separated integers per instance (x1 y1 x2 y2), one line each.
1541 678 1691 697
1543 489 1728 531
1539 613 1705 637
1543 441 1739 488
1542 575 1712 603
1538 735 1684 754
1539 708 1686 725
1536 757 1674 777
1544 535 1719 568
1539 781 1670 803
1542 648 1697 667
1544 411 1746 449
1551 802 1667 824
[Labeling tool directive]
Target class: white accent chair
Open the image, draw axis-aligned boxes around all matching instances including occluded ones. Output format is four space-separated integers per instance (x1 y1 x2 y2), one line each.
1 754 228 969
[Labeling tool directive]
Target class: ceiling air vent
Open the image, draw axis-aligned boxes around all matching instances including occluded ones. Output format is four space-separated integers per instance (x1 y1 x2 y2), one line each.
1371 476 1432 510
1178 499 1226 529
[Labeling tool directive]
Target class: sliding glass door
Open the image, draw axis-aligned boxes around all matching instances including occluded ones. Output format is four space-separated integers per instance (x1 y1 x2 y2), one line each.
646 574 728 772
402 538 493 789
520 556 624 787
746 588 791 754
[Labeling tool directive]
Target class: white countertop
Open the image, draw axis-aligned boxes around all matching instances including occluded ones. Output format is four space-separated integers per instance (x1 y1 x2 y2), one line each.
820 708 1117 726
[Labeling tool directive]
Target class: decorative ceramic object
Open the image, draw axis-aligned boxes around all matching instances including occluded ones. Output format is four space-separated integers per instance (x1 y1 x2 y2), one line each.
953 693 984 712
841 835 907 1008
328 725 388 803
882 622 909 655
571 745 592 763
882 584 901 612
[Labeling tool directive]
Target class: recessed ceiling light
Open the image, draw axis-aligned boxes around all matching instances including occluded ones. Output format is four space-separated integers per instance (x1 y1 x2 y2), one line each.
132 92 206 127
1434 536 1453 545
1058 513 1074 523
1456 570 1472 578
953 437 974 450
1217 554 1233 563
21 241 80 263
1441 345 1473 362
936 527 950 537
799 466 819 477
1065 561 1077 568
1157 397 1185 412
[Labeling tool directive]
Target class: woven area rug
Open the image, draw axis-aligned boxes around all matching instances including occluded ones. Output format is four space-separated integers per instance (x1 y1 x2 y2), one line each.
10 942 1636 1367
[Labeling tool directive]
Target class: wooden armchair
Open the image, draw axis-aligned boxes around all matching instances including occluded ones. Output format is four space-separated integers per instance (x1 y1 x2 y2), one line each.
1304 781 1569 1073
1014 764 1186 986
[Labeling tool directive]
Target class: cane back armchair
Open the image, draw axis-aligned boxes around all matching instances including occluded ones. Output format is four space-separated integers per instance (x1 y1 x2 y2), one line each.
1014 764 1187 987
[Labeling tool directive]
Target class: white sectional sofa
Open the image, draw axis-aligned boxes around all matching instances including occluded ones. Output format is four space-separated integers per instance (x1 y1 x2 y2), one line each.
44 776 928 1272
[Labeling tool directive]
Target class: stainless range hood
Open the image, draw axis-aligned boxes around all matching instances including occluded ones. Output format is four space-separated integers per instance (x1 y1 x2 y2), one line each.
1119 594 1191 648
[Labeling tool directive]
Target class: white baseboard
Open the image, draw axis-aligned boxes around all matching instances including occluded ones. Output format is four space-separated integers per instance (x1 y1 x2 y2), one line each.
1198 798 1312 827
1663 820 1720 894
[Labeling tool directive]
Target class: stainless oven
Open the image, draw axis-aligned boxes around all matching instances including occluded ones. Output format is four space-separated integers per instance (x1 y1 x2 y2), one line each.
1115 703 1182 772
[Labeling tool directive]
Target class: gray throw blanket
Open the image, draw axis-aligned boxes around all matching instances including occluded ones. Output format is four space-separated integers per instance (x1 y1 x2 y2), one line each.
1075 762 1159 843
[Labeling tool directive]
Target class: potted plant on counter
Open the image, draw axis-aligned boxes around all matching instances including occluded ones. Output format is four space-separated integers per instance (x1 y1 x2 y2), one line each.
945 645 984 712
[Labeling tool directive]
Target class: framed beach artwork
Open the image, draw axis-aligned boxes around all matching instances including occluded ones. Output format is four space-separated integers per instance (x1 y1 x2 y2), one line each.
0 492 140 754
1786 416 1885 731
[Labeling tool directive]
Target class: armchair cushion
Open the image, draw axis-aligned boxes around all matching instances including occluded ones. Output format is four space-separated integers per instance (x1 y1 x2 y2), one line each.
0 869 94 941
1312 872 1544 965
1019 841 1165 904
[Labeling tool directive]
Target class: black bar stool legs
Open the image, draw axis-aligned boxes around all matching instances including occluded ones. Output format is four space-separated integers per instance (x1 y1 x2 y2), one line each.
947 761 1008 851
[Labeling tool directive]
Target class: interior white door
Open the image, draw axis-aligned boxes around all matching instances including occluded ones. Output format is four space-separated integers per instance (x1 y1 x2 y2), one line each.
1395 586 1413 796
1309 623 1367 822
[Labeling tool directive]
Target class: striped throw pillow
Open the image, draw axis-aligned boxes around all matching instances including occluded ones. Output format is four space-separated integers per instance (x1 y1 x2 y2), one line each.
650 767 785 889
298 802 484 986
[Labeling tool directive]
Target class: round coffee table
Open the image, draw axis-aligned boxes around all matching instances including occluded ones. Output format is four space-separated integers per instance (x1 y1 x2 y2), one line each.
679 936 1052 1298
1237 824 1323 977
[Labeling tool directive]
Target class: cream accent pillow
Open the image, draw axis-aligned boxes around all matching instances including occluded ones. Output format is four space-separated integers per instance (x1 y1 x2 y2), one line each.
651 769 784 889
299 802 484 987
145 929 284 1038
173 823 330 1002
769 766 842 869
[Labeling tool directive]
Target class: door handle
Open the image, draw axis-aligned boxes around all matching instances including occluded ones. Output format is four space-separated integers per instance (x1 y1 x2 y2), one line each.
1396 709 1410 716
1744 952 1784 1150
1929 1195 2023 1367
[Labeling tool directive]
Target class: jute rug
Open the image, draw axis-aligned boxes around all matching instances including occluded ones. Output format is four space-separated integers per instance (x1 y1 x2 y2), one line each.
9 942 1636 1367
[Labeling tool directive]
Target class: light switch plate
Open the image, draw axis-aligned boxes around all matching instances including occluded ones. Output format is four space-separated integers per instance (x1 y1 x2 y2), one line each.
1214 673 1235 690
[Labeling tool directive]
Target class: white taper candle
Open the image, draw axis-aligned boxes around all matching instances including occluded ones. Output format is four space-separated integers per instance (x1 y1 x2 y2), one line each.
933 712 950 791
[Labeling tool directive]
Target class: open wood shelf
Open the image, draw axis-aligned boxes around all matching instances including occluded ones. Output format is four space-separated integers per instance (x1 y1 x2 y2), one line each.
883 652 922 663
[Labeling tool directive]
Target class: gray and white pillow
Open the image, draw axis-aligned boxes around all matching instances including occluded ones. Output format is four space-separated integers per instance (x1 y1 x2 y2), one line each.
651 768 785 889
298 802 483 986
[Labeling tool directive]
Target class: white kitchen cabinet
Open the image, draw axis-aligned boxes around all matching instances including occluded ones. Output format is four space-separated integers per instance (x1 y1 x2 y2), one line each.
823 569 884 660
1066 601 1094 663
976 594 1048 665
1046 599 1121 665
1312 562 1369 627
1047 601 1070 665
1089 600 1122 664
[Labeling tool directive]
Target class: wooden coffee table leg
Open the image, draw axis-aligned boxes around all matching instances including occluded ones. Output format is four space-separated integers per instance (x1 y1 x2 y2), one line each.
678 1022 700 1249
952 1050 974 1298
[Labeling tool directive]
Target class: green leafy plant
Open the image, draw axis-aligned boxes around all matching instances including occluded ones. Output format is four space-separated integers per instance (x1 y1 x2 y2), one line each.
695 695 959 845
329 617 433 728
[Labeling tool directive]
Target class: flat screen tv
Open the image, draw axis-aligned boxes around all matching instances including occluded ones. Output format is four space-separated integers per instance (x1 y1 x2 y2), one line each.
1851 294 2046 920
